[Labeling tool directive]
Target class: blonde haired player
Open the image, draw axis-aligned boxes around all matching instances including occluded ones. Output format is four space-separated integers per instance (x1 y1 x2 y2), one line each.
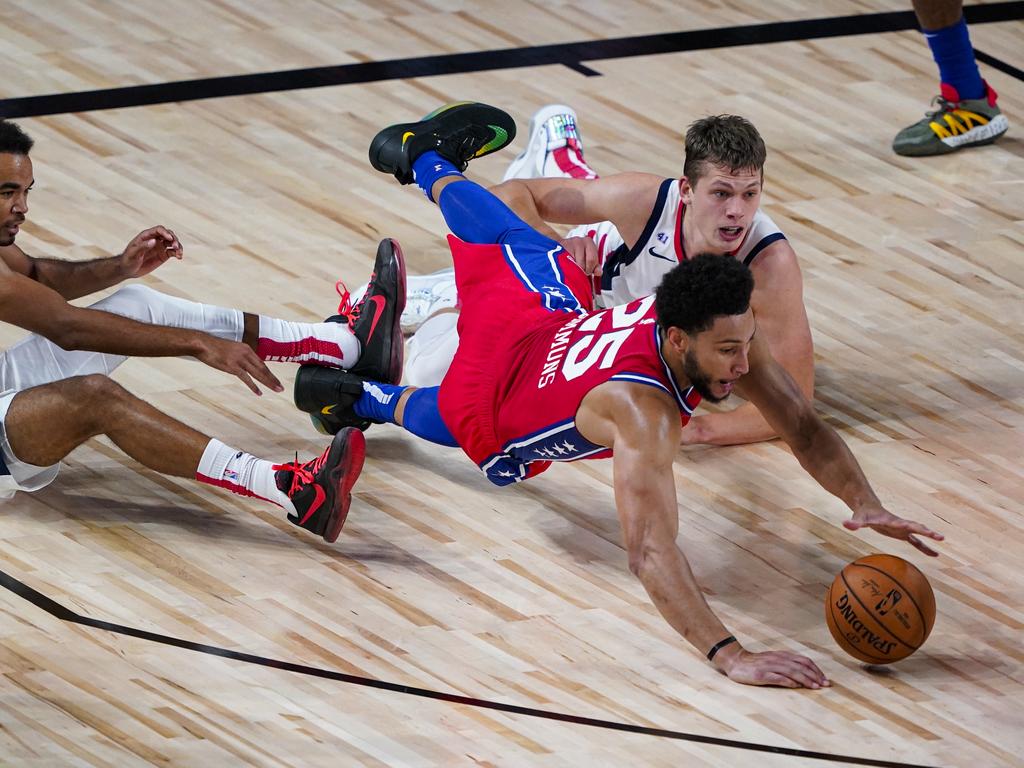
396 106 813 448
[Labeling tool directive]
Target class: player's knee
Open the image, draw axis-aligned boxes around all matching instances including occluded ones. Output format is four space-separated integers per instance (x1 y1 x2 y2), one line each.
68 374 130 410
95 284 160 322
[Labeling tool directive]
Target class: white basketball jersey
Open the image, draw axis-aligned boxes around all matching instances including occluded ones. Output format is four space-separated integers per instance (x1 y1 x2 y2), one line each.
567 178 787 308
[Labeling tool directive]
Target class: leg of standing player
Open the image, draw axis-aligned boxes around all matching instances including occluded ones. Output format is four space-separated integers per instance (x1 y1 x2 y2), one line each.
893 0 1008 156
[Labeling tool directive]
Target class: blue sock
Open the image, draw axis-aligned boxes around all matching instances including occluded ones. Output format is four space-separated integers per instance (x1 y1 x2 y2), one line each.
412 151 464 202
354 381 404 423
923 16 984 100
353 383 457 447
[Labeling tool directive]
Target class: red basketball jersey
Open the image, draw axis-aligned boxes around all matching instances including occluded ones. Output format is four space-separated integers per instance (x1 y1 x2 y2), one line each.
439 237 702 485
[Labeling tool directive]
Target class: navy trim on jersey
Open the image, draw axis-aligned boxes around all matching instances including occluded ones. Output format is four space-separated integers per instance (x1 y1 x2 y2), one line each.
742 231 787 266
600 178 674 293
503 243 583 313
503 418 607 462
0 450 8 477
655 325 698 414
609 372 672 396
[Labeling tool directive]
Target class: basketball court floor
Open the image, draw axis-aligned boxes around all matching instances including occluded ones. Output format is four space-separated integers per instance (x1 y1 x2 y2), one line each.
0 1 1021 765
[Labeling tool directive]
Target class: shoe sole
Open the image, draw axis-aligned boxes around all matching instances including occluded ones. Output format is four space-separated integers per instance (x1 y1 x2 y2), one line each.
322 427 367 543
503 104 578 181
380 237 407 384
894 113 1009 156
327 237 407 385
369 102 517 180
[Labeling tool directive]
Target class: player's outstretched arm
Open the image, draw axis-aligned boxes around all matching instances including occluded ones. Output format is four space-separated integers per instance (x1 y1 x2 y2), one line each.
0 265 281 395
739 334 943 556
683 241 815 446
492 173 661 243
18 226 183 300
579 382 829 688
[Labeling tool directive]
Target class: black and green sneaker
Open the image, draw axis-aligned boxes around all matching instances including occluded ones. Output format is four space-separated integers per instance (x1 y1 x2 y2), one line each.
369 101 516 184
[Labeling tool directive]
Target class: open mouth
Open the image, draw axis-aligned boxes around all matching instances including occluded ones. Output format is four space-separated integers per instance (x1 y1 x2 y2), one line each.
719 226 743 242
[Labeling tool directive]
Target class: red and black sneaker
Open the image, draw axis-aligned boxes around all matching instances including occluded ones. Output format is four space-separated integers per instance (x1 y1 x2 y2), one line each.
275 427 366 543
294 237 406 435
336 237 407 384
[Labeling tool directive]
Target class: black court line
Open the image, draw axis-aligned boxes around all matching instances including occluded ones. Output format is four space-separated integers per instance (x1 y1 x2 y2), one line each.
974 48 1024 82
0 569 941 768
1 3 1022 119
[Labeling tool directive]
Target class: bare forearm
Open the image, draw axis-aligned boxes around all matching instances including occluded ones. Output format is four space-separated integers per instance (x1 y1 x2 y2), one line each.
490 181 564 240
684 403 778 446
60 307 205 358
634 543 735 659
33 255 126 299
791 421 881 512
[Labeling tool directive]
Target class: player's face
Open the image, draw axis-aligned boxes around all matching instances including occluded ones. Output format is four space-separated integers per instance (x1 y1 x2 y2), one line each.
681 163 762 253
682 309 756 403
0 153 33 247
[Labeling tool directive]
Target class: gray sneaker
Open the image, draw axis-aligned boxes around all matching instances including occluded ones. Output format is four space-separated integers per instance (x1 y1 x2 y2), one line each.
893 81 1008 157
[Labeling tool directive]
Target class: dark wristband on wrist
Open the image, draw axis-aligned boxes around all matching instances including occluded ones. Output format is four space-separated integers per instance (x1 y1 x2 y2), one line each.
707 635 738 662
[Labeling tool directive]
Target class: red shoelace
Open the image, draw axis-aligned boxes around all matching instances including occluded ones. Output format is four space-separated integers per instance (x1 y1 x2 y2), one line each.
334 272 376 329
273 448 331 496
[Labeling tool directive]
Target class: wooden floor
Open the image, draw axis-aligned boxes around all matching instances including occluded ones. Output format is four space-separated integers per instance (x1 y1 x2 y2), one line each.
1 1 1022 765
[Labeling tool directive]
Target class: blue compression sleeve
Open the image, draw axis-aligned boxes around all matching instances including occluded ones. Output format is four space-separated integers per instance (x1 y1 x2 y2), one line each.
353 383 457 447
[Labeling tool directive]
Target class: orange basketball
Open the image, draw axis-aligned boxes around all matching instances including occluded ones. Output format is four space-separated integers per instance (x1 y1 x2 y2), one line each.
825 554 936 664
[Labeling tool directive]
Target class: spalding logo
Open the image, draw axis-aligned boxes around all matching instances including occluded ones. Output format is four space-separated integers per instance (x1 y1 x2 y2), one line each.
835 592 897 655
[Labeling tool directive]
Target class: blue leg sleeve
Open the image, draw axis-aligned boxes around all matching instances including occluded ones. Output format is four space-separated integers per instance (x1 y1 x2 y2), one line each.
437 177 561 251
399 387 458 447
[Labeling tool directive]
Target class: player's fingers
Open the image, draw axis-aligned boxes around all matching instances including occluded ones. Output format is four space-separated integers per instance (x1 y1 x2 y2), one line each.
906 521 944 540
908 534 940 557
773 655 827 687
237 370 261 396
757 671 800 689
152 225 175 242
249 359 283 392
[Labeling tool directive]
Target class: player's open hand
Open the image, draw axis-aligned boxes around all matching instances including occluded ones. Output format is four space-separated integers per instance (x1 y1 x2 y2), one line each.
844 507 944 557
195 336 283 396
716 645 830 689
560 236 602 276
120 226 183 278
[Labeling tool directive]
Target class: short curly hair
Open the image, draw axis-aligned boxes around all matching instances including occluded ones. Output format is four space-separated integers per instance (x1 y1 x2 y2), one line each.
683 114 765 184
655 253 754 335
0 120 33 155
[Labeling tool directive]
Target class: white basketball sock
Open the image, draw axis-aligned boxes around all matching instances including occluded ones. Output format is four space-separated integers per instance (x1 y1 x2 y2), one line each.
195 438 294 513
257 316 360 368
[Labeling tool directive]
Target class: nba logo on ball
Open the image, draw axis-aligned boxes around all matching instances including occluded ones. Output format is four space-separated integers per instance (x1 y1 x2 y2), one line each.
825 554 936 664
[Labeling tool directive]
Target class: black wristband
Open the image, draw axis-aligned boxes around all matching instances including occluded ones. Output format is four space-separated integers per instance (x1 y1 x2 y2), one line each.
706 635 738 662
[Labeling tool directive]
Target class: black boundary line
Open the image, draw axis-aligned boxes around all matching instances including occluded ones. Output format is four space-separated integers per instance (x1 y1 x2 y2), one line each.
0 3 1022 119
0 568 942 768
974 48 1024 81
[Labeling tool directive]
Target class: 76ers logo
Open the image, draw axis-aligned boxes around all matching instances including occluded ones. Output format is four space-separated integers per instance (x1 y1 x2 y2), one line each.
875 588 902 616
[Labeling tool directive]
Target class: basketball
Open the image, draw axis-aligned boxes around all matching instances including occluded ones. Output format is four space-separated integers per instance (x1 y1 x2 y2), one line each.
825 554 936 664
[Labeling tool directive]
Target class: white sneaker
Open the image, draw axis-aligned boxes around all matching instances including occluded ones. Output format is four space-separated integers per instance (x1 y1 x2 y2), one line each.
502 104 599 181
349 268 458 334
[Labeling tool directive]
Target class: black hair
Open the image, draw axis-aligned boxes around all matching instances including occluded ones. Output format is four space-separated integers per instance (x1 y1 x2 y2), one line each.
682 114 765 183
0 120 34 155
655 253 754 335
